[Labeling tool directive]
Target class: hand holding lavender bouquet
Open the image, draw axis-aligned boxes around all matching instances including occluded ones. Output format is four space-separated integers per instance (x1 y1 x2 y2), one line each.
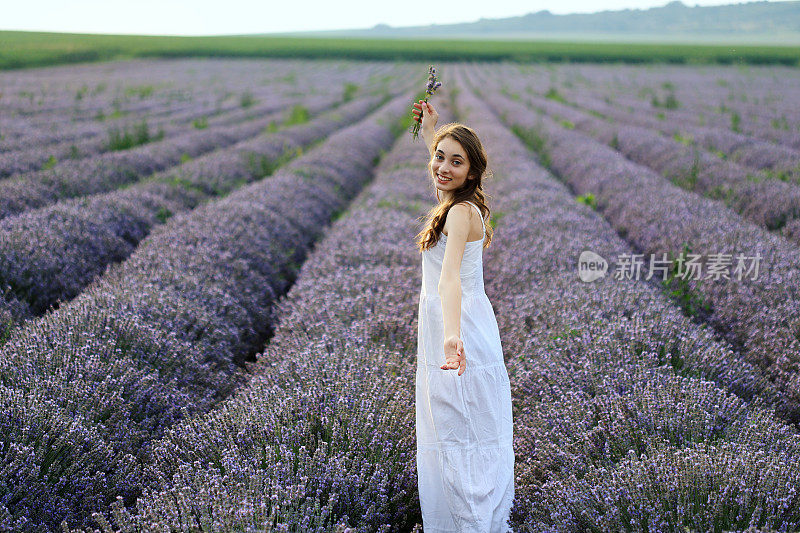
410 65 442 141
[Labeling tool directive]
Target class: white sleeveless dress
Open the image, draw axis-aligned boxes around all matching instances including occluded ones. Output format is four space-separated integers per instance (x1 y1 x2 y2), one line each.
416 200 515 532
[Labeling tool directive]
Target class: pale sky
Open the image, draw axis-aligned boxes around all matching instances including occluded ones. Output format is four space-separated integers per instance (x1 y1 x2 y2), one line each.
0 0 791 36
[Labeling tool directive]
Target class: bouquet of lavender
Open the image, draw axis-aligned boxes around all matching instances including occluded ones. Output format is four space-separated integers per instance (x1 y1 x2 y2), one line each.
410 65 442 140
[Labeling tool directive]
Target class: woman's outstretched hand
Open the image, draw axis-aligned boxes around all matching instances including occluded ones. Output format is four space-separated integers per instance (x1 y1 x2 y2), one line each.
412 100 438 133
442 335 466 376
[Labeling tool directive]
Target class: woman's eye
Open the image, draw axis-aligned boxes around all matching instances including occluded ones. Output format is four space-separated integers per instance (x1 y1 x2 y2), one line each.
434 154 461 165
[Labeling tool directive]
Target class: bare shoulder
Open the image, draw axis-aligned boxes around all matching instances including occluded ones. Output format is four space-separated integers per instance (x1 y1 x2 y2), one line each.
442 203 475 237
446 203 473 223
450 202 474 217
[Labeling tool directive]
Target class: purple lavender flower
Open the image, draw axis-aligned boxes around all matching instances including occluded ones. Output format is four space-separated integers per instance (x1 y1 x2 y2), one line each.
411 65 442 140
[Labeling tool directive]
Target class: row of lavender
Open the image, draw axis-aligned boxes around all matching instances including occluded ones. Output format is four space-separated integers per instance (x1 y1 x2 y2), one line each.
541 63 800 151
0 68 409 343
62 89 460 533
549 75 800 181
67 66 800 532
0 76 317 178
560 87 800 240
503 63 800 147
479 64 800 243
0 62 398 220
0 89 412 532
0 77 404 329
0 58 311 134
0 58 360 142
451 64 800 530
1 61 396 178
507 63 800 186
0 93 319 218
0 59 203 135
468 65 800 423
565 83 800 240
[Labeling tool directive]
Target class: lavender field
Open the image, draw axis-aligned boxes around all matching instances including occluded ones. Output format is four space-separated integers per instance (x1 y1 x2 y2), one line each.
1 58 799 532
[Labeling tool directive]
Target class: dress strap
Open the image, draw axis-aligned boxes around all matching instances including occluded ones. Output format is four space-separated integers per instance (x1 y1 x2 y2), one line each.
464 201 486 236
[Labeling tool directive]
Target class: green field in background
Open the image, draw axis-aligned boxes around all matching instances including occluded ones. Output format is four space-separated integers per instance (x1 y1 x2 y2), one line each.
1 30 799 70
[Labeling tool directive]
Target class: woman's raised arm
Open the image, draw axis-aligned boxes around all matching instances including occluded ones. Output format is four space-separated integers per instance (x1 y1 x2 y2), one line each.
412 100 439 155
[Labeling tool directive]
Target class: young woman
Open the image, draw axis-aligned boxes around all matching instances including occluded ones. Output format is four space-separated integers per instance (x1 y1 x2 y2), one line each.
411 99 515 532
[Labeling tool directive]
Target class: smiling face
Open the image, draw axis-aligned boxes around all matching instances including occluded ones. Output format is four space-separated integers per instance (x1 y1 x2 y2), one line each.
431 136 472 201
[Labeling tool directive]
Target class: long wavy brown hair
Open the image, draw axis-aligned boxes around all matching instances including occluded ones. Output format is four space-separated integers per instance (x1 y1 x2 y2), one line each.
416 123 494 252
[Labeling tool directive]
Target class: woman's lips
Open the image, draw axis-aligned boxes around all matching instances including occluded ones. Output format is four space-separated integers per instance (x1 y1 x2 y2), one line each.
437 173 452 184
